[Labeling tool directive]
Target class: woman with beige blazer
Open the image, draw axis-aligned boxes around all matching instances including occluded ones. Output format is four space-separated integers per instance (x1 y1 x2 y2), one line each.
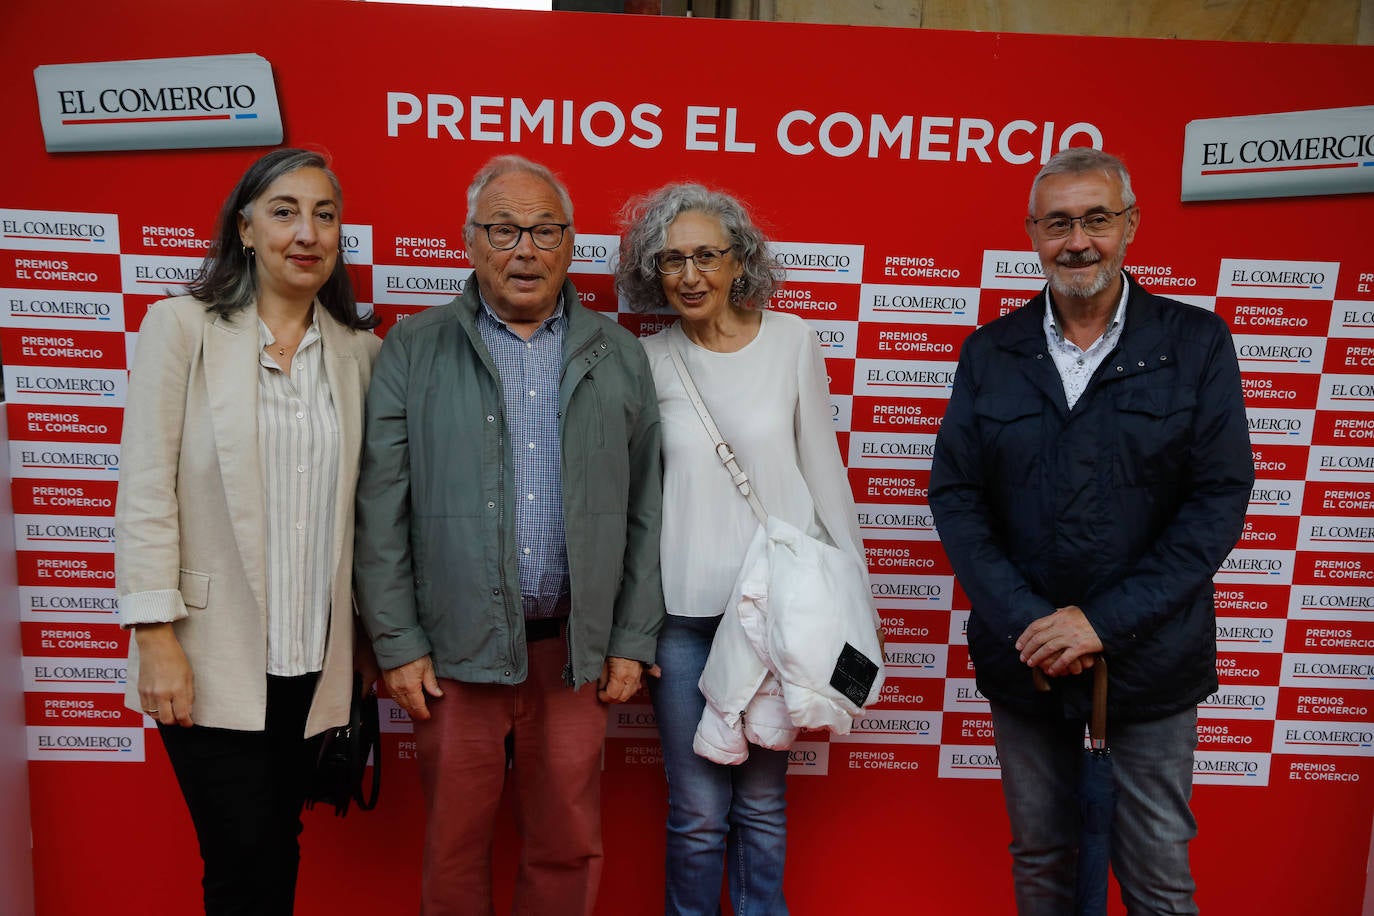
114 148 381 915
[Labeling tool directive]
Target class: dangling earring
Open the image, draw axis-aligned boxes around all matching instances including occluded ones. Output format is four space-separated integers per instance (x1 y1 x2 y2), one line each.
729 277 747 305
242 245 256 287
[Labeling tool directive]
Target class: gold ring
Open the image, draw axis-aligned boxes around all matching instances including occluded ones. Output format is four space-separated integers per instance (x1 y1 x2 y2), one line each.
144 707 159 714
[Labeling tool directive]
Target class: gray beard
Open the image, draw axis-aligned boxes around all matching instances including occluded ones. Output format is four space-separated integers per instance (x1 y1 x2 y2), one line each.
1047 250 1122 300
1049 264 1113 299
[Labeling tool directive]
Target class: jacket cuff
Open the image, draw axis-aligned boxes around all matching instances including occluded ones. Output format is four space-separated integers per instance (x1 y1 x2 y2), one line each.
607 625 657 666
118 589 189 629
370 629 434 670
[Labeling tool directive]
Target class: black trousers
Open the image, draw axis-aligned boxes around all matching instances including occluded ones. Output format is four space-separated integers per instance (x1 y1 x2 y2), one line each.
158 673 323 916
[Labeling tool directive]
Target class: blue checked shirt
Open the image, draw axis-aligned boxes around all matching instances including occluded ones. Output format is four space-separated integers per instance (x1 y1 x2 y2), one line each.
477 297 570 618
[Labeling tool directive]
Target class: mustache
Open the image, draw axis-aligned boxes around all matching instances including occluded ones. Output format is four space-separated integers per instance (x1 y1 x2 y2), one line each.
1057 250 1101 268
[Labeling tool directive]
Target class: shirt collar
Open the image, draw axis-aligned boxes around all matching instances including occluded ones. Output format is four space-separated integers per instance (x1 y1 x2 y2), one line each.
1044 271 1129 343
478 293 566 335
256 308 321 349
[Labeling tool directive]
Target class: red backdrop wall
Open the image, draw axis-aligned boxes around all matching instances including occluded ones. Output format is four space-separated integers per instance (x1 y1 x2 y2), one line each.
2 1 1372 912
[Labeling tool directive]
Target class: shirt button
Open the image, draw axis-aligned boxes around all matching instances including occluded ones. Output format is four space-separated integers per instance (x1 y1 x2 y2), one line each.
527 493 535 501
486 415 495 423
528 442 536 449
295 522 304 530
487 500 496 509
523 547 531 555
296 465 305 473
529 389 536 397
296 412 305 419
1137 361 1145 367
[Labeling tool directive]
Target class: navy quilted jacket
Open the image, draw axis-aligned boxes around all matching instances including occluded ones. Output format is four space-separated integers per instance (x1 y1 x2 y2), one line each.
930 274 1253 722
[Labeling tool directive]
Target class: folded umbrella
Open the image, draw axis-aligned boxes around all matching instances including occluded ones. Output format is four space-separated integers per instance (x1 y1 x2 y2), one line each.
1074 656 1113 916
1031 656 1114 915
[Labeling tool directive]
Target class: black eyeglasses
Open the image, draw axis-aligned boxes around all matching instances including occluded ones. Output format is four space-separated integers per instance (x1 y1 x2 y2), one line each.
472 222 570 251
1029 206 1134 240
655 247 733 275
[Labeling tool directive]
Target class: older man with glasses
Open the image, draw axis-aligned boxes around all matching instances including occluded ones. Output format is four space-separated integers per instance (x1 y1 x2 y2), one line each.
930 147 1253 915
354 154 664 915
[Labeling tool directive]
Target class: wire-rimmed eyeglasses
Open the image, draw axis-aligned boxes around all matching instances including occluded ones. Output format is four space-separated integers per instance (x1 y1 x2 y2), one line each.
1029 207 1134 240
655 247 733 275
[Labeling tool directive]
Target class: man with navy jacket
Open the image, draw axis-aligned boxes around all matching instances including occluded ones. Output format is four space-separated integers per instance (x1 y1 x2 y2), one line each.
930 147 1253 915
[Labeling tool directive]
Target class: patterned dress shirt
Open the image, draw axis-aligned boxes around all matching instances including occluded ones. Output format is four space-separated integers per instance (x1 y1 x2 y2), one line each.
1042 273 1130 410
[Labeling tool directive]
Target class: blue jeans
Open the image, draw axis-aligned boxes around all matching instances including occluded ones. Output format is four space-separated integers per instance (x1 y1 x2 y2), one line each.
989 701 1200 916
650 614 789 916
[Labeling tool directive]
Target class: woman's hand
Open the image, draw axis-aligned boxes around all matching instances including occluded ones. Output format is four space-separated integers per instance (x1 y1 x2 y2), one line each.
134 623 195 727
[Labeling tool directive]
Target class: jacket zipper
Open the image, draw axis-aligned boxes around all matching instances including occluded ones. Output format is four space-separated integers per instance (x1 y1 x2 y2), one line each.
557 329 607 687
494 379 519 678
562 617 575 688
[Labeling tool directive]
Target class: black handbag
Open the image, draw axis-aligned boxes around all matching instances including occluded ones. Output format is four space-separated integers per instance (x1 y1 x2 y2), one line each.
305 671 381 816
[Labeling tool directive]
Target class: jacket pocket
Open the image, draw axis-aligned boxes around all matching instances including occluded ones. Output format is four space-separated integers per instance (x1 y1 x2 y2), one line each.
973 394 1043 488
1114 387 1197 486
574 373 630 514
578 373 607 449
974 393 1041 422
178 569 210 609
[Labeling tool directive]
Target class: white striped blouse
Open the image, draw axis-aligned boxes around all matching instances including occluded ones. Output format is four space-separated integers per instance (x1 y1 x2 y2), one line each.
257 315 339 676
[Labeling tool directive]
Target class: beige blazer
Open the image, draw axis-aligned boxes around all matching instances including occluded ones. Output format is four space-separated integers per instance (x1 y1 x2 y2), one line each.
115 296 381 736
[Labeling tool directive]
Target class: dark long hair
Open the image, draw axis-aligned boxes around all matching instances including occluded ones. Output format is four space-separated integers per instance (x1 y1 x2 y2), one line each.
188 148 378 330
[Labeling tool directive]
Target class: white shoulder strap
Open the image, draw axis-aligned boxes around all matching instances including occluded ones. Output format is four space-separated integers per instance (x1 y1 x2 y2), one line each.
667 339 769 526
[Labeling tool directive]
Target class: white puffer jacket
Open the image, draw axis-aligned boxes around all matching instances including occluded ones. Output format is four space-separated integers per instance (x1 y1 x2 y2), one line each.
693 517 886 765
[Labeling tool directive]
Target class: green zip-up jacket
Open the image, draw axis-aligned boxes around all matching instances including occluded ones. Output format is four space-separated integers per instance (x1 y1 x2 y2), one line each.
353 279 664 686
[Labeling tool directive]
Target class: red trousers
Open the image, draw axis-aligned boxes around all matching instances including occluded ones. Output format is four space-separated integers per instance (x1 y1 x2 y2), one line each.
414 637 608 916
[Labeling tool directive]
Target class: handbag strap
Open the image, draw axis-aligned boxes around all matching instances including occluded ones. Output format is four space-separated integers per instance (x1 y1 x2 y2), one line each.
667 338 768 526
350 672 382 811
354 686 382 810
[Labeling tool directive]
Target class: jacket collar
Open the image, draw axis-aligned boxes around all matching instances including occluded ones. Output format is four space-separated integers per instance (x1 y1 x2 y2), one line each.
203 307 268 617
1000 272 1167 352
1094 273 1174 383
316 308 365 575
992 272 1175 411
202 301 368 617
452 277 612 378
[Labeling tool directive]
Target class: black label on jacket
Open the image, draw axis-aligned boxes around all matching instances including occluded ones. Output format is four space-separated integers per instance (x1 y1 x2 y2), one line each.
830 642 878 707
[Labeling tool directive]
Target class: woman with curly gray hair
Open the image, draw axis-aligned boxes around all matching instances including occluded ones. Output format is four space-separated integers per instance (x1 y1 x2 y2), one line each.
616 183 868 916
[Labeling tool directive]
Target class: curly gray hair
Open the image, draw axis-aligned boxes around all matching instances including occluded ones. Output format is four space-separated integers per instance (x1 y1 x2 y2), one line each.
615 183 784 313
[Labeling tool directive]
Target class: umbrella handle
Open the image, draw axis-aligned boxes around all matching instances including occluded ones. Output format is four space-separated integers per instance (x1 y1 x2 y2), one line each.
1089 655 1109 747
1029 657 1109 746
